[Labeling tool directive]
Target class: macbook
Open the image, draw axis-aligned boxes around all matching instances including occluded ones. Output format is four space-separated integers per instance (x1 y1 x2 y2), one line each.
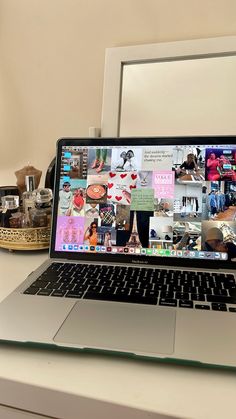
0 136 236 368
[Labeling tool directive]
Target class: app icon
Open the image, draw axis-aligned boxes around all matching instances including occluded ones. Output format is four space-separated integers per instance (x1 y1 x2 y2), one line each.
68 245 73 251
79 245 84 251
205 252 213 259
107 247 112 252
62 244 67 250
129 248 135 253
135 248 141 254
147 249 153 255
90 246 95 251
177 250 182 257
74 245 78 251
124 248 129 253
95 246 100 252
112 247 118 253
101 246 106 252
84 245 89 251
63 165 71 172
141 248 146 254
118 247 124 253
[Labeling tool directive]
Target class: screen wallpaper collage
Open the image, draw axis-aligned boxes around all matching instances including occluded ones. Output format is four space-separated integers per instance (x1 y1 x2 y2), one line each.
54 144 236 261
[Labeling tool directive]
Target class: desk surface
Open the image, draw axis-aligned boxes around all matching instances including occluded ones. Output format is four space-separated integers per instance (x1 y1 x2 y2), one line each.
0 249 235 419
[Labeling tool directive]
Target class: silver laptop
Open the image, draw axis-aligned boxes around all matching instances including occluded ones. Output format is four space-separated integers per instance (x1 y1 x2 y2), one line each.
1 136 236 368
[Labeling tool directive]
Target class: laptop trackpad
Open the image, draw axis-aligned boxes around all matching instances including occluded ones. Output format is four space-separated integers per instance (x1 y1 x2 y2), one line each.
54 300 175 355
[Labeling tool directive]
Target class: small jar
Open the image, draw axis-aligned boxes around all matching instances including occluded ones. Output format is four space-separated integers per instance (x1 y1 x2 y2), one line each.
1 195 20 228
31 188 53 228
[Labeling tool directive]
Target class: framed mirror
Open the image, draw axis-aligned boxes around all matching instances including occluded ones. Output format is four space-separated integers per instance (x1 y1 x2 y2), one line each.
101 36 236 137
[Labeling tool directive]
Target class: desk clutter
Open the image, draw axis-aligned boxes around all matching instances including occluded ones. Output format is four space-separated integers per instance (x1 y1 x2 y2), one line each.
0 166 52 250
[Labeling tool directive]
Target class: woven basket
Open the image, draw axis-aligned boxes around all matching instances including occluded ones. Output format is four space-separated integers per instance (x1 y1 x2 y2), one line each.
0 226 50 250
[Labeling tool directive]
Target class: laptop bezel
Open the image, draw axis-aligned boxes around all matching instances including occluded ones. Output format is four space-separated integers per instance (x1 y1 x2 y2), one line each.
50 136 236 270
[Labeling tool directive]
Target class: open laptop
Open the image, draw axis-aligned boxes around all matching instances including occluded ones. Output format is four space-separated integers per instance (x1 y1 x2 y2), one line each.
1 136 236 368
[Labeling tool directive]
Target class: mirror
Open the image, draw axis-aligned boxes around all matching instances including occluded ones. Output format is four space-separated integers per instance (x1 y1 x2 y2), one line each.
101 36 236 137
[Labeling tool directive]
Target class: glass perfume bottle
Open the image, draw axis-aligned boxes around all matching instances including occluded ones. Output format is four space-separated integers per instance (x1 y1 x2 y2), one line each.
30 188 53 228
22 175 36 227
1 195 20 228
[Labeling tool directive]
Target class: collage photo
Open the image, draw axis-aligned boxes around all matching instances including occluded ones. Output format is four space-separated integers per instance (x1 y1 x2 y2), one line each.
55 144 236 261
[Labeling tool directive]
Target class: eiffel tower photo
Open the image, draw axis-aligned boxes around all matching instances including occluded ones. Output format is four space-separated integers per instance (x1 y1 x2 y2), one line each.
126 211 142 248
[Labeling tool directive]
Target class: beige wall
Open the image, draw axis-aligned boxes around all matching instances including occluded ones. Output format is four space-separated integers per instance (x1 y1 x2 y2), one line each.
1 0 236 186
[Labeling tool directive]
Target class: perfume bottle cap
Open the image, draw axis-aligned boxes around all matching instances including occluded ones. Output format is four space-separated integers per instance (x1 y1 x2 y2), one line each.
25 175 35 192
33 188 53 204
1 195 19 210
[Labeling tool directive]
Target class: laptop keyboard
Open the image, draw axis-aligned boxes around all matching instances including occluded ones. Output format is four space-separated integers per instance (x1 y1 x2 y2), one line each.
23 262 236 312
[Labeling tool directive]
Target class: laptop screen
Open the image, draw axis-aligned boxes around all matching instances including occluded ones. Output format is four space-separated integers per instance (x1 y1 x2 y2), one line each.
51 138 236 265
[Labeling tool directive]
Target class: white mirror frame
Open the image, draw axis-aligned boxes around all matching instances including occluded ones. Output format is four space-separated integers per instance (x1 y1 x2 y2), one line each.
101 36 236 137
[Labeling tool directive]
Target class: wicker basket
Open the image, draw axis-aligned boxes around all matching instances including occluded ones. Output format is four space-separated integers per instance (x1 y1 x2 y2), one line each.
0 226 50 250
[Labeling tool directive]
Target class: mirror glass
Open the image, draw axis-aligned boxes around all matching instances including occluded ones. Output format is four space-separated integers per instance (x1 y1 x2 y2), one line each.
119 55 236 136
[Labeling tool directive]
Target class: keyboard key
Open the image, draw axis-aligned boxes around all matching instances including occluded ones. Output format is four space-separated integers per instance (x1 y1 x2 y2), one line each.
32 280 49 289
179 300 193 308
213 288 228 296
169 285 182 292
65 291 84 298
198 287 212 294
160 291 174 299
23 287 39 295
51 290 66 297
138 282 153 290
176 292 189 300
130 289 144 297
115 287 130 296
182 285 197 293
37 289 52 296
154 284 167 291
46 282 62 290
145 290 159 298
191 294 205 301
207 295 236 304
60 283 75 291
101 286 116 294
85 279 99 286
87 285 102 293
212 303 227 312
195 304 210 310
159 298 177 307
228 288 236 297
84 292 157 305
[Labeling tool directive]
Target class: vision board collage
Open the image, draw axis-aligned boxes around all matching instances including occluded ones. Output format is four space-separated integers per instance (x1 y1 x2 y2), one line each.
55 145 236 261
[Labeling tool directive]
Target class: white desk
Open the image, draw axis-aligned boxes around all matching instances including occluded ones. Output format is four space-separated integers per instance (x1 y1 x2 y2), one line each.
0 249 235 419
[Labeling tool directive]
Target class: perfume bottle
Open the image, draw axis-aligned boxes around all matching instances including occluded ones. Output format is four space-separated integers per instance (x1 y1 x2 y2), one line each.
1 195 20 228
22 175 36 227
30 188 53 228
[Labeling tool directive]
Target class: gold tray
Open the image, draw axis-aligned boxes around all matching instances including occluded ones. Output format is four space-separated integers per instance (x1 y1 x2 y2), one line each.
0 226 50 251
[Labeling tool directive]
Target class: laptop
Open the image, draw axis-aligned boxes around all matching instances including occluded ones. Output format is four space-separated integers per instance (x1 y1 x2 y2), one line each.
1 136 236 368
